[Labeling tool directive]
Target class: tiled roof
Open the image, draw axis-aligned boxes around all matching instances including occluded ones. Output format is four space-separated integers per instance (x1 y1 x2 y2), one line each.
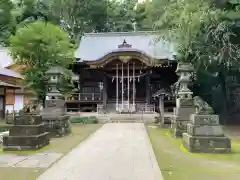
0 80 21 89
75 31 176 61
0 48 22 78
0 68 23 79
0 47 13 68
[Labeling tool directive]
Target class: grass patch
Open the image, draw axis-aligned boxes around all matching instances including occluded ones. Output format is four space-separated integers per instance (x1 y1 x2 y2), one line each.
0 168 44 180
0 124 102 180
0 124 102 155
147 127 240 180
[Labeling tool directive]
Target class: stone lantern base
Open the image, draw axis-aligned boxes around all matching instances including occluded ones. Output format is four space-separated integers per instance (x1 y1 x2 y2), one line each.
171 98 195 137
182 114 231 153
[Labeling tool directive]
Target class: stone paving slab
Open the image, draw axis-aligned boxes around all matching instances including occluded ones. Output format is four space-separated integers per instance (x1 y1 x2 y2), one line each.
13 153 63 168
37 123 164 180
0 153 62 168
0 155 27 167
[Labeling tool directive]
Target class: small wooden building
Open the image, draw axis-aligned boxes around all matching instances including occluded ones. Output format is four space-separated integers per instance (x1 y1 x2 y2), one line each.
0 80 20 119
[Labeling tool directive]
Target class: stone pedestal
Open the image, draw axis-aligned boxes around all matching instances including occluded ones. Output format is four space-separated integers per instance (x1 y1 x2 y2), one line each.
183 114 231 153
3 115 50 151
41 100 71 137
172 98 195 137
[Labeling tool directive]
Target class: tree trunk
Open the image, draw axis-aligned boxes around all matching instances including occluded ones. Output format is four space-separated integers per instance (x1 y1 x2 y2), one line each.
38 94 46 108
218 64 228 125
42 96 46 108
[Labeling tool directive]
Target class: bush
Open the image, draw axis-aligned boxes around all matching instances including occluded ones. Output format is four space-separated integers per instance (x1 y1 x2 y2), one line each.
154 116 161 124
70 116 99 124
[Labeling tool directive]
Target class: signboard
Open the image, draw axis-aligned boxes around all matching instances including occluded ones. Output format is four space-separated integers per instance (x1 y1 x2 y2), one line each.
119 56 131 63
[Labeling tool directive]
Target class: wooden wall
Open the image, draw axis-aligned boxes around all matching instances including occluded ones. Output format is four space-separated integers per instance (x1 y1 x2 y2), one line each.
5 89 15 105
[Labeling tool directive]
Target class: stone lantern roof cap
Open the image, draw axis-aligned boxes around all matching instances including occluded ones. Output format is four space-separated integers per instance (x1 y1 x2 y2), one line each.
175 62 194 73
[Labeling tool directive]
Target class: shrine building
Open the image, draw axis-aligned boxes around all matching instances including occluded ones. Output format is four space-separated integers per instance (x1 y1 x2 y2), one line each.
65 31 178 113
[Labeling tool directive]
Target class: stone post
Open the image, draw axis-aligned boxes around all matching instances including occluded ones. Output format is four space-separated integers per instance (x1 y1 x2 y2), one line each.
172 62 195 138
159 95 164 124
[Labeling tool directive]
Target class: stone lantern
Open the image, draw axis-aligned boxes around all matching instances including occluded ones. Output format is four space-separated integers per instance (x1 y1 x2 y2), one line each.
172 62 195 137
175 62 194 107
41 66 72 137
45 66 65 100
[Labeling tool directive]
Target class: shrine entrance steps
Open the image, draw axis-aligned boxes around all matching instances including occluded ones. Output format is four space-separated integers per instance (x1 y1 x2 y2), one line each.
97 113 157 123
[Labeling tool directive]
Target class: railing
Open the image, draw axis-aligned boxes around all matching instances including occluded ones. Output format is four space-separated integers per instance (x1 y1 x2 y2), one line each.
66 93 102 101
96 103 156 113
116 103 136 113
137 104 155 113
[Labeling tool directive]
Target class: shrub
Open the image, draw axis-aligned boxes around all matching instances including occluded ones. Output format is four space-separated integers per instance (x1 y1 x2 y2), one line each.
70 116 99 124
154 116 161 124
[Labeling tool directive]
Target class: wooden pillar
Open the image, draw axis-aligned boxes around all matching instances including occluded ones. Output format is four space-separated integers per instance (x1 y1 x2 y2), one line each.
121 62 124 111
78 70 83 112
0 87 6 119
103 75 107 107
132 62 135 110
4 88 6 118
79 70 83 93
145 74 150 104
116 64 119 112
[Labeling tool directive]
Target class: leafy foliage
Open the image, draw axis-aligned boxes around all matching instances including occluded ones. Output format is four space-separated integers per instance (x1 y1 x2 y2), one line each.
56 69 75 96
107 0 137 31
152 0 240 117
0 0 150 45
51 0 109 43
9 21 75 101
70 116 99 124
0 0 16 46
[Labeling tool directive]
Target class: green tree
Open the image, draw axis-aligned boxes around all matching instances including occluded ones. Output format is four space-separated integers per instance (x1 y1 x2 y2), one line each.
144 0 170 30
154 0 240 119
0 0 16 46
9 21 75 103
56 70 75 97
107 0 138 32
51 0 109 43
134 1 151 31
14 0 59 25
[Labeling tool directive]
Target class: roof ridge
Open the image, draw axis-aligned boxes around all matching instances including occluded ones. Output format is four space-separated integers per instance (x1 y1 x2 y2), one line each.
83 31 159 37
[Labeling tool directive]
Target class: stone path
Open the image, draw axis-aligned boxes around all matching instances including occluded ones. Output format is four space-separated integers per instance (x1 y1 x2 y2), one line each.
0 153 62 168
37 123 163 180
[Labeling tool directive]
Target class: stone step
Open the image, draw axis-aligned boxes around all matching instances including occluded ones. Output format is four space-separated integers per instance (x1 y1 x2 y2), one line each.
109 120 144 123
96 112 157 123
98 118 153 123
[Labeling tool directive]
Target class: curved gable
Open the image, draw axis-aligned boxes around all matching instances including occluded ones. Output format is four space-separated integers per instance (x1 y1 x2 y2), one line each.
86 50 153 67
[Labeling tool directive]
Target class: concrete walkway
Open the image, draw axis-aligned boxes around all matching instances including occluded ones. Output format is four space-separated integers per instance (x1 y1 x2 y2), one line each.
37 123 163 180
